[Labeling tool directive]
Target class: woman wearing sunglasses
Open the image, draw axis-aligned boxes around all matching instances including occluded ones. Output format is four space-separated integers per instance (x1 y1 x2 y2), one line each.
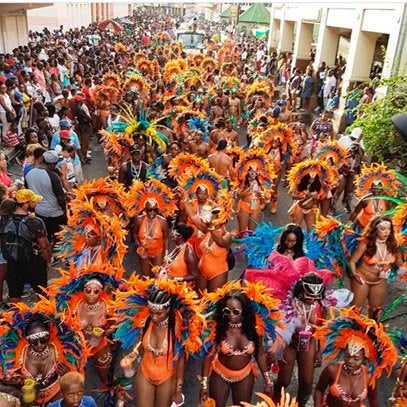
199 281 282 407
0 299 86 406
48 264 123 389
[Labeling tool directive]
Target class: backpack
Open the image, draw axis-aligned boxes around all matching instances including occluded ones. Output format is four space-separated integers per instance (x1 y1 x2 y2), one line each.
0 216 33 263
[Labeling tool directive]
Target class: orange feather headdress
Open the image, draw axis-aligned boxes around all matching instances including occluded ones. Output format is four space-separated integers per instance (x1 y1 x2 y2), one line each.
126 179 177 218
315 141 347 166
93 85 121 109
102 72 122 89
0 298 89 375
124 74 150 94
168 152 210 180
314 307 398 387
99 129 134 167
112 275 204 356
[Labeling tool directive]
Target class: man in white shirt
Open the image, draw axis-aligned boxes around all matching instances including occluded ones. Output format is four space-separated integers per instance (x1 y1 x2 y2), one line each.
323 70 337 107
256 46 265 72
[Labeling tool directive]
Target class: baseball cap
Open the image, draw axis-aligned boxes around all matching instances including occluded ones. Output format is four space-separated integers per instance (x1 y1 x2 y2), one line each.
130 145 141 154
15 189 43 204
60 129 70 139
43 150 59 164
59 119 72 128
278 100 288 106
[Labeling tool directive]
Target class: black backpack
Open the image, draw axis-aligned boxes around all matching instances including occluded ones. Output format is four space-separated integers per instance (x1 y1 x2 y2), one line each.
0 216 33 263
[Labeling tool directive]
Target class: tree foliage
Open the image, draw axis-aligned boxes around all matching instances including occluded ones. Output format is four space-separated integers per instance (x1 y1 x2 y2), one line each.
350 76 407 164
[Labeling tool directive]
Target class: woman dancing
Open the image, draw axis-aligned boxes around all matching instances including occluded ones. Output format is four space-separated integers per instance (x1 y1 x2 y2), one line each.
199 280 283 407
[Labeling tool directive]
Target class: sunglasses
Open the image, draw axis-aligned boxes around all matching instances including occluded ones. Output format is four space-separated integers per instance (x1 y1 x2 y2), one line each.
223 307 242 316
146 207 158 212
85 287 101 295
29 336 49 346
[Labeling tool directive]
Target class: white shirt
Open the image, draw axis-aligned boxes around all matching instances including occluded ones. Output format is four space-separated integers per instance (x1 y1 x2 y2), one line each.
323 75 337 98
256 49 264 62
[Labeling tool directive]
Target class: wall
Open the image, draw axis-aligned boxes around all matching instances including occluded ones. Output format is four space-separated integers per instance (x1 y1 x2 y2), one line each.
111 3 131 19
0 13 29 53
27 3 92 32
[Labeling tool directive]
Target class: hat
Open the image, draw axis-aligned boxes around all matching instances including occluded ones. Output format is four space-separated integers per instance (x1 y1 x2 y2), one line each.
272 106 281 118
60 129 70 139
278 100 288 106
43 150 59 164
59 119 72 128
130 145 141 154
15 189 43 204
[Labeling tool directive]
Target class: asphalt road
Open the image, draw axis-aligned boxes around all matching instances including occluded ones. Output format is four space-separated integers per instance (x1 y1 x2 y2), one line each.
9 128 404 406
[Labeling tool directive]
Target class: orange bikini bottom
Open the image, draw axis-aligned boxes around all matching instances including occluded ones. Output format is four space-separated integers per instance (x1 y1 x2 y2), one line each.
211 354 257 383
323 396 366 407
238 200 260 215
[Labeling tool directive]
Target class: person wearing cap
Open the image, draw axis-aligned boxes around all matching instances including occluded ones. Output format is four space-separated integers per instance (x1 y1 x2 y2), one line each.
24 150 67 245
277 98 292 123
118 145 148 188
50 118 84 184
0 189 51 303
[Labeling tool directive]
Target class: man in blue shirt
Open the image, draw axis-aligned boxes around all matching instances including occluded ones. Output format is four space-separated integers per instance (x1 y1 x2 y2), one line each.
50 119 84 183
47 372 96 407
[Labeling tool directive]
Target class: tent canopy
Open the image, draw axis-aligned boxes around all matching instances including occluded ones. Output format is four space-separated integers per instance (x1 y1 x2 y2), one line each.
220 7 231 18
239 3 270 25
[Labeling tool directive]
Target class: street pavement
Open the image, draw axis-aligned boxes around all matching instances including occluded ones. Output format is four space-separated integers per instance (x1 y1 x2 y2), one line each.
9 128 403 406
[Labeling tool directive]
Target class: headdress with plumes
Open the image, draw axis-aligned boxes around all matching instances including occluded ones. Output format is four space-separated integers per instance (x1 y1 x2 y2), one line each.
389 328 407 362
112 275 204 358
99 128 134 166
240 391 298 407
314 308 398 387
246 80 274 103
225 146 245 167
197 280 284 357
126 179 177 218
251 124 299 162
201 57 217 73
287 159 336 199
163 59 188 83
234 148 277 191
263 251 335 302
93 85 121 109
56 201 127 269
355 163 400 198
46 263 124 313
118 104 169 152
114 42 126 53
220 76 241 93
168 152 210 180
178 168 227 201
0 298 89 373
124 74 150 95
315 141 347 166
69 178 129 217
187 117 211 143
102 73 122 89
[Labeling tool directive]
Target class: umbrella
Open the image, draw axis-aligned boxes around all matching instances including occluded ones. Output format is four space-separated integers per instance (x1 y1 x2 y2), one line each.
98 20 123 32
120 17 133 25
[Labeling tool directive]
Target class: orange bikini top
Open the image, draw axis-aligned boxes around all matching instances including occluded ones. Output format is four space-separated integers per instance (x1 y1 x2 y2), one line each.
138 217 163 243
220 340 255 356
329 362 368 403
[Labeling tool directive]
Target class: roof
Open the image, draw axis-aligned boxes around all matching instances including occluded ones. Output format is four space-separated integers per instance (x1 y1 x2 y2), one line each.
220 7 231 18
238 3 270 25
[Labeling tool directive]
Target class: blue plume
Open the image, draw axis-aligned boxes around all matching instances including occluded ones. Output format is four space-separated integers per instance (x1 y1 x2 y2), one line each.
187 117 211 143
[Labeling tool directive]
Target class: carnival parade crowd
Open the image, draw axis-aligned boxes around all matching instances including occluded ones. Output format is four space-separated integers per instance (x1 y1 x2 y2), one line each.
0 8 406 407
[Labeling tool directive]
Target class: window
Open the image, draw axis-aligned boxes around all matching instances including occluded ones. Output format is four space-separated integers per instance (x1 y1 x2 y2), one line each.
176 32 204 49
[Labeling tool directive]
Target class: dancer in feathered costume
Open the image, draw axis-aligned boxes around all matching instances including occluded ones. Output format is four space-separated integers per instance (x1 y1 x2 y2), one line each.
168 152 210 181
94 85 122 129
99 128 135 170
0 298 88 405
246 80 274 109
252 124 299 214
348 214 404 321
69 178 129 219
198 280 284 407
47 263 123 385
114 276 204 407
314 308 398 407
127 179 177 276
389 329 407 405
261 252 351 407
178 168 230 257
234 149 276 232
56 200 127 269
350 163 400 230
287 159 336 232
